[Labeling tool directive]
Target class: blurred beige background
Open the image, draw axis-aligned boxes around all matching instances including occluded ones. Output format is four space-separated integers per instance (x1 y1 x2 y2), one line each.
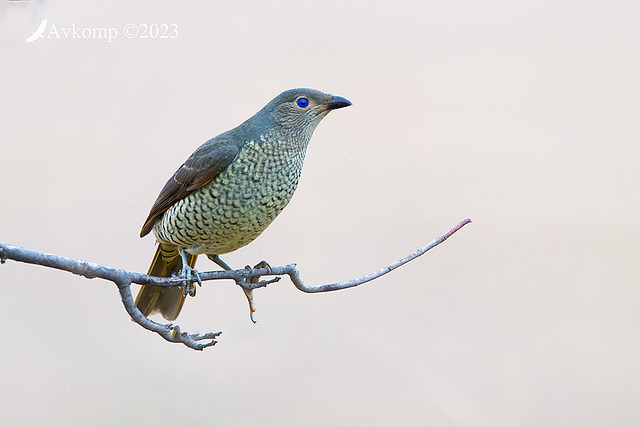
1 1 639 425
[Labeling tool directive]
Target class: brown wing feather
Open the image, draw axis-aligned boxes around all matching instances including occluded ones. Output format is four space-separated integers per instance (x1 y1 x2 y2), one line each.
140 143 239 237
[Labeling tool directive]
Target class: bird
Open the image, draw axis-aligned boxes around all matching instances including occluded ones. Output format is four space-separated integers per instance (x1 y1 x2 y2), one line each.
26 18 48 43
135 88 351 321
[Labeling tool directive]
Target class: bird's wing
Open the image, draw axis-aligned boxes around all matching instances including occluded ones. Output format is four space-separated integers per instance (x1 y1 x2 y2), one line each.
140 142 240 237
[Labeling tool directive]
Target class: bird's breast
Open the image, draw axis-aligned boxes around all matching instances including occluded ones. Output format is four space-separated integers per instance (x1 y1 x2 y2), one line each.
153 137 308 255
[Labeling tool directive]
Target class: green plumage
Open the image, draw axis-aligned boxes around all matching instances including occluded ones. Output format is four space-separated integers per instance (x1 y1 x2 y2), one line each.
135 88 351 320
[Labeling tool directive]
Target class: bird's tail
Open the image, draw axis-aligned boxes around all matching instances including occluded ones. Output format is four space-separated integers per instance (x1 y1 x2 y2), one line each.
135 244 197 321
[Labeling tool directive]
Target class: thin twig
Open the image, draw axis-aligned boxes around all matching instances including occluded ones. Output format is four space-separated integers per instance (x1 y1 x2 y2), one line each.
0 217 471 350
277 217 472 293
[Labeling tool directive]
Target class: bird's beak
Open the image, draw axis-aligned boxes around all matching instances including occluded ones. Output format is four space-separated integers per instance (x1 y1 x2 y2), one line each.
319 95 352 111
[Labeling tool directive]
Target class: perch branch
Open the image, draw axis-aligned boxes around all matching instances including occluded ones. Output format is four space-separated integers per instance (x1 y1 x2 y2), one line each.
0 217 471 350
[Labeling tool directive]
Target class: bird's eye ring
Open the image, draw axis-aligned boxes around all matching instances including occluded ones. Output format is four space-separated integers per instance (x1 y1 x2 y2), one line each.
296 97 309 108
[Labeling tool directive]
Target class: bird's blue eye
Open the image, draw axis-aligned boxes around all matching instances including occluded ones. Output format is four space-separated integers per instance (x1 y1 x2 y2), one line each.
296 97 309 108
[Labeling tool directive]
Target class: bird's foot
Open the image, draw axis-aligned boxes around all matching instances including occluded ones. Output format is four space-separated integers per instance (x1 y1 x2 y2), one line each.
241 260 273 323
180 264 202 297
246 260 272 283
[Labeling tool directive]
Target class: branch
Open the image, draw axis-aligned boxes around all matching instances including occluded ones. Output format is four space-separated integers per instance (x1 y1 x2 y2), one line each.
269 217 472 293
0 217 471 350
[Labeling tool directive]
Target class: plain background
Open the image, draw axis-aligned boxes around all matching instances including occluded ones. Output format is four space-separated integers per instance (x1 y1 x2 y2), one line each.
2 1 639 425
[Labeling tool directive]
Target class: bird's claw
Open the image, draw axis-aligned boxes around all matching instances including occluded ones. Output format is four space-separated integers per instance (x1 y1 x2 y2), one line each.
246 260 272 284
241 260 271 323
180 265 201 297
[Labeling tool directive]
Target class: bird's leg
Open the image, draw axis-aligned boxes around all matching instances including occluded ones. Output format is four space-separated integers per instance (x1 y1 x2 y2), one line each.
208 254 233 271
179 249 201 297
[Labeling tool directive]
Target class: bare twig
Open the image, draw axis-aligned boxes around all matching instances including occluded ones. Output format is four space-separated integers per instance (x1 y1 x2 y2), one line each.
0 217 471 350
269 217 472 293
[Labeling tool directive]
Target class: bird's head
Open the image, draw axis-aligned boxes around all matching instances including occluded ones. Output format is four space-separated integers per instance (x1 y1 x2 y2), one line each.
264 88 351 132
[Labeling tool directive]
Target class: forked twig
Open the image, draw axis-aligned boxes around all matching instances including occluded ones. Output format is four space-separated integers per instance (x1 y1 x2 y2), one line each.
0 218 471 350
